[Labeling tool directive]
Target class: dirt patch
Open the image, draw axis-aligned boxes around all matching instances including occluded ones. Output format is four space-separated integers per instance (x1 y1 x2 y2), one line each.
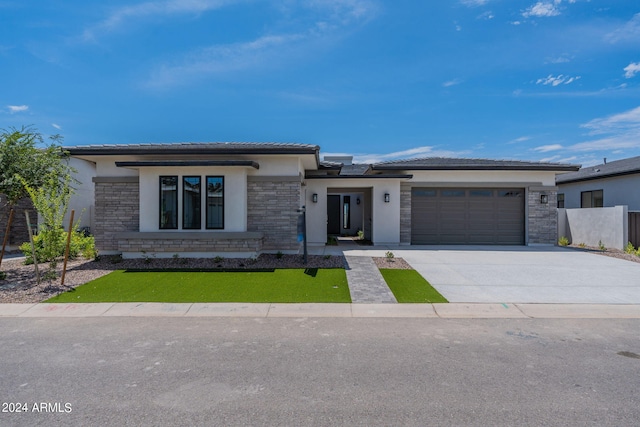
566 245 640 264
372 257 413 270
0 254 345 304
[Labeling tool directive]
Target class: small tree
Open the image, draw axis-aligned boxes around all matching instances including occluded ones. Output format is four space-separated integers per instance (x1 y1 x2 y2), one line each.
0 126 72 267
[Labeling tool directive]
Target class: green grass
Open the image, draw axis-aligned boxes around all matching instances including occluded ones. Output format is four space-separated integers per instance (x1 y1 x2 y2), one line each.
380 269 448 303
46 269 350 303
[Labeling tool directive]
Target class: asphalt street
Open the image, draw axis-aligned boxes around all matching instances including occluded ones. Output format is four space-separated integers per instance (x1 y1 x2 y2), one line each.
1 317 639 426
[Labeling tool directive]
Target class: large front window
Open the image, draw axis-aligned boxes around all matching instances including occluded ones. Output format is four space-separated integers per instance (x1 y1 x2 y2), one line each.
159 176 178 229
581 190 603 208
206 176 224 229
159 175 224 230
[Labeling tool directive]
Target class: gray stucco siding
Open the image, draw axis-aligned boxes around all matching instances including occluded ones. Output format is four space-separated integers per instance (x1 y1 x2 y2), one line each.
558 174 640 210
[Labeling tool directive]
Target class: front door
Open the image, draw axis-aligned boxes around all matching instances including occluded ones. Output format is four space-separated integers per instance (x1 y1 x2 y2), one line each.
327 195 341 235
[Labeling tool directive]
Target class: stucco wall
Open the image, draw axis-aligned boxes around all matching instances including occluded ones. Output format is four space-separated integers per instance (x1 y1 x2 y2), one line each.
558 206 628 250
557 174 640 210
138 166 247 232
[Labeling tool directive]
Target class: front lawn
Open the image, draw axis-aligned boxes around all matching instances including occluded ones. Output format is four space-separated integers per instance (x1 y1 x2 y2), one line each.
380 269 448 303
45 269 350 303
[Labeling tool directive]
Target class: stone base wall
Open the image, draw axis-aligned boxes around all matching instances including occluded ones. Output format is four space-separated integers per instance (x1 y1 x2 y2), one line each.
527 188 558 245
247 177 301 251
0 196 37 248
94 180 139 252
118 236 263 254
400 183 412 244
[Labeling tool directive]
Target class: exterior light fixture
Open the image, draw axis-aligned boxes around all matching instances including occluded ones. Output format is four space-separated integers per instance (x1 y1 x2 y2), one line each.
540 194 548 204
312 193 318 203
384 193 390 203
356 198 361 205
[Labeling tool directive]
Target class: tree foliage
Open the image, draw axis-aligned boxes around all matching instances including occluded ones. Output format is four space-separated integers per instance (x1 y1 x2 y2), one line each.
0 125 70 208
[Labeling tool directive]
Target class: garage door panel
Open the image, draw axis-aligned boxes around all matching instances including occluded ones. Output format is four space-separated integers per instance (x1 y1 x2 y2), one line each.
411 187 524 245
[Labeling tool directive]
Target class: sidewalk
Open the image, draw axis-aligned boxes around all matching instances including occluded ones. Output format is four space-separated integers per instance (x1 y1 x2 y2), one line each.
2 302 640 318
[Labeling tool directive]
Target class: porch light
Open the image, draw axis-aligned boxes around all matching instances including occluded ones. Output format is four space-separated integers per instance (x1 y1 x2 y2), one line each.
540 194 548 204
356 198 361 205
312 193 318 203
384 193 390 203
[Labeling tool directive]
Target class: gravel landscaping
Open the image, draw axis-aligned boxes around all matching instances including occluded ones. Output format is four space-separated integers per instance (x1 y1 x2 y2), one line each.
372 257 413 269
0 253 345 304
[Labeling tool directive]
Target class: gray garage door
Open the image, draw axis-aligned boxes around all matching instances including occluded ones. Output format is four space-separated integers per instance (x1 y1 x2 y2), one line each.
411 188 525 245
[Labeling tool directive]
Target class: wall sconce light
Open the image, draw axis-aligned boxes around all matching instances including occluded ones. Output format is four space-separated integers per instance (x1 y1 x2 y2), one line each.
356 198 361 205
540 194 548 204
384 193 390 203
312 193 318 203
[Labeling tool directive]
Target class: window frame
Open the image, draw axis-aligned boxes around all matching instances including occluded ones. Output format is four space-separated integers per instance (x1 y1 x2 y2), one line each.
581 190 603 208
182 176 202 230
557 193 565 208
205 176 225 230
159 176 178 230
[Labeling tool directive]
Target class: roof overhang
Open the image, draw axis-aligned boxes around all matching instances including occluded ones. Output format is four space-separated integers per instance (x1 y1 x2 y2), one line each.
116 160 259 169
305 174 413 180
556 169 640 185
372 165 580 172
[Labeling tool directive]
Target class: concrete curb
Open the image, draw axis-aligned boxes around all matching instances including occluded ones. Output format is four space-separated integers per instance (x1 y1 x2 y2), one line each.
1 302 640 318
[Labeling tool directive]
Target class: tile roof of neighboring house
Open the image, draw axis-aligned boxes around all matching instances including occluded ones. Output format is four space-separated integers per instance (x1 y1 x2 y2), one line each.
67 142 319 156
371 157 580 171
556 156 640 184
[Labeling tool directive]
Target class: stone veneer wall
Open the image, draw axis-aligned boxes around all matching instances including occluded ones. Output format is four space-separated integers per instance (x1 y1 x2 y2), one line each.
118 236 263 253
399 183 412 244
93 178 140 252
247 176 301 251
0 196 36 247
527 187 558 245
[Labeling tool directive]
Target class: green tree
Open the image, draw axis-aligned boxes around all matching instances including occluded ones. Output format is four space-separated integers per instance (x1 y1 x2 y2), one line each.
0 126 69 207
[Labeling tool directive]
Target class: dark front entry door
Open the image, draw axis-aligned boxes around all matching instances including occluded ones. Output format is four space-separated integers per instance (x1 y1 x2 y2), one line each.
327 195 341 235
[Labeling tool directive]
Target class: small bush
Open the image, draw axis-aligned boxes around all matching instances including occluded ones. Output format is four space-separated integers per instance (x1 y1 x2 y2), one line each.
213 256 224 263
578 243 586 248
0 271 6 281
625 242 636 254
276 251 284 259
385 251 395 259
558 236 569 246
20 229 96 264
598 240 606 251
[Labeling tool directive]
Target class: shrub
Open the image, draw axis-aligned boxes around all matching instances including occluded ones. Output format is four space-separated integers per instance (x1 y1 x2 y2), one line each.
625 242 636 254
0 271 6 281
20 229 96 264
276 251 284 259
385 251 395 259
598 240 606 251
558 236 569 246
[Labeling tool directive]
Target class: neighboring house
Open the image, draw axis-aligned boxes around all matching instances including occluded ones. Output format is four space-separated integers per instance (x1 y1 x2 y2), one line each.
67 142 578 258
555 156 640 210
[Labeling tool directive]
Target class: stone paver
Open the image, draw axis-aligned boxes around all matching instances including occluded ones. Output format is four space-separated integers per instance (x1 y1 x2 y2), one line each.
344 256 397 303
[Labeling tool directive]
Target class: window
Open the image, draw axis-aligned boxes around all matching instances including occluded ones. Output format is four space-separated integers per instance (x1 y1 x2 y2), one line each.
183 176 201 229
343 196 351 229
557 193 565 208
581 190 603 208
470 190 493 197
206 176 224 229
159 176 178 229
442 190 465 197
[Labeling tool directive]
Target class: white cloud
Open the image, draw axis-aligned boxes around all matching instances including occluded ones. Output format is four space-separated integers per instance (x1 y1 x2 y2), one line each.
581 105 640 135
478 11 494 20
508 136 531 144
568 106 640 152
52 123 62 130
605 13 640 44
536 74 581 86
533 144 563 152
522 2 560 18
324 145 471 164
460 0 489 6
146 0 378 88
7 105 28 113
624 62 640 78
546 55 571 64
442 78 463 87
83 0 237 41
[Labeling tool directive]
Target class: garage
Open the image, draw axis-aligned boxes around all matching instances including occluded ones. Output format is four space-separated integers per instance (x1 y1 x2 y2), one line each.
411 188 525 245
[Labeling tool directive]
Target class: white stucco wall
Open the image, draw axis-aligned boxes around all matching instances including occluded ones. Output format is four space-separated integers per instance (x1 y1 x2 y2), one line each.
138 166 247 232
558 206 628 250
558 174 640 210
66 158 96 230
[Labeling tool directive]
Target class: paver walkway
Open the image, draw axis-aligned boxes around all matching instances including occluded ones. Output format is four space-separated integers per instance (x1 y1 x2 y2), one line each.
336 238 397 303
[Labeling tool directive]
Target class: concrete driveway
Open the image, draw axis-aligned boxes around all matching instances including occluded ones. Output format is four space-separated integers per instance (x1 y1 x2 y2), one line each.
393 246 640 304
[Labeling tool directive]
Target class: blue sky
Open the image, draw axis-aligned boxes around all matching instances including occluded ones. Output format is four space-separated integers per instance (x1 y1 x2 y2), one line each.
2 0 640 166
